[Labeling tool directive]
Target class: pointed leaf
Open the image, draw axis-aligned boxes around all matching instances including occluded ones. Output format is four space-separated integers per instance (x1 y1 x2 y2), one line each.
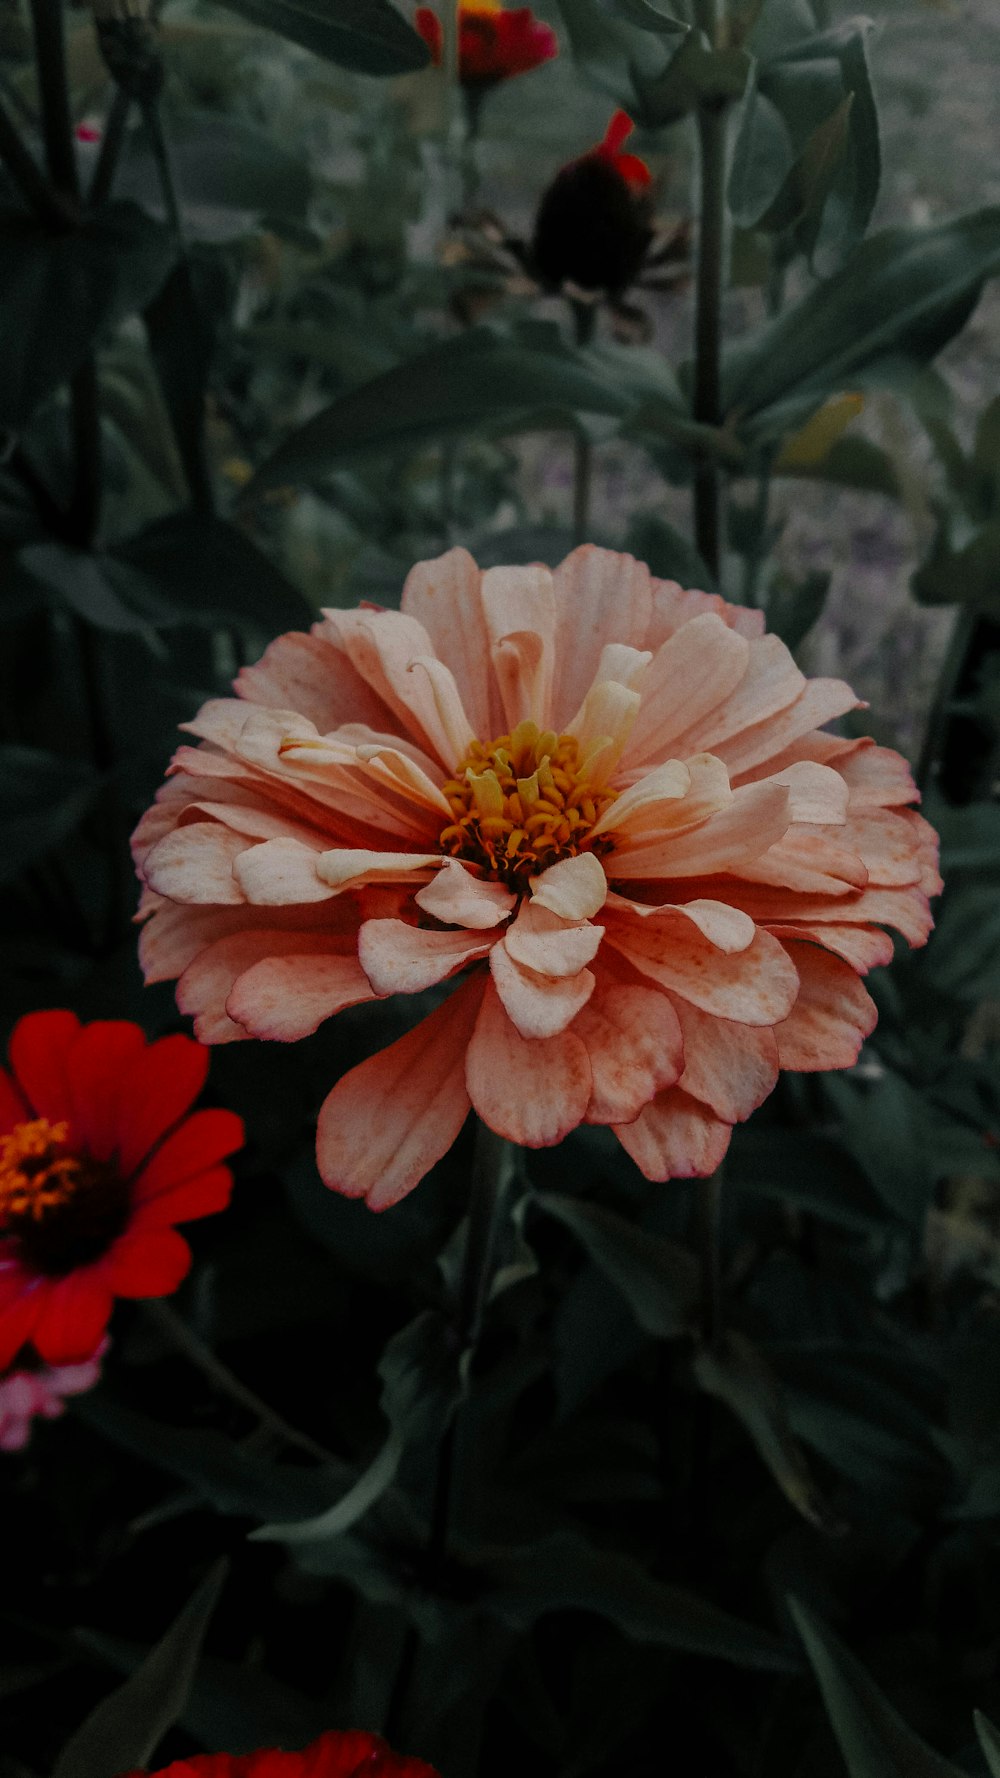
535 1192 700 1338
212 0 429 74
52 1562 227 1778
694 1332 844 1532
789 1596 964 1778
975 1711 1000 1778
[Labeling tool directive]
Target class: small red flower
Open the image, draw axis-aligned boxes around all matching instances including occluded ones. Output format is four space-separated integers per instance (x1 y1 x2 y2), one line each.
0 1012 242 1368
121 1728 441 1778
592 109 652 193
415 0 557 85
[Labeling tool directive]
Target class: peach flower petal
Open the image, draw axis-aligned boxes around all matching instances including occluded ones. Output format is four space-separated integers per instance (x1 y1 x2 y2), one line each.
143 822 247 905
529 851 608 921
318 607 459 766
358 920 492 996
839 811 924 887
734 831 868 896
603 892 755 954
667 995 779 1124
613 781 790 878
606 914 800 1025
503 901 603 977
316 975 484 1210
234 837 334 905
414 859 516 928
773 940 878 1071
551 546 653 727
315 849 442 892
647 577 764 646
677 634 804 753
753 761 849 826
481 564 556 728
711 676 860 778
574 980 684 1125
490 944 595 1039
614 1086 732 1181
226 950 377 1041
401 546 501 738
236 630 395 732
624 613 750 769
764 921 895 975
466 980 592 1145
177 927 358 1043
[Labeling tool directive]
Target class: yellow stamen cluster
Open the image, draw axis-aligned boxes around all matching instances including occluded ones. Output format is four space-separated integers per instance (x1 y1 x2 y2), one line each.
439 719 617 888
0 1119 81 1230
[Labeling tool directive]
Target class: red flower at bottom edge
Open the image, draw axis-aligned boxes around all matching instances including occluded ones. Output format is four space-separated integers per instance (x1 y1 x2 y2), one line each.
120 1729 441 1778
0 1011 243 1367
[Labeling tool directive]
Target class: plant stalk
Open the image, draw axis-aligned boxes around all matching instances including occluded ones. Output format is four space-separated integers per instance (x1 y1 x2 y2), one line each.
915 604 977 796
143 1298 340 1467
29 0 80 204
571 300 596 544
691 0 729 582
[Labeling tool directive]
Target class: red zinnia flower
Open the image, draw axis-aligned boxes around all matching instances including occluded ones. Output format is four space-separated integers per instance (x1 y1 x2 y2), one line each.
121 1728 441 1778
0 1012 242 1368
415 0 557 85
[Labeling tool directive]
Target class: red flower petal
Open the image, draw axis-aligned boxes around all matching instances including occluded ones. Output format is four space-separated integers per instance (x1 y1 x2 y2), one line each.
115 1033 211 1177
132 1109 245 1203
8 1009 81 1122
414 5 442 61
0 1065 30 1137
131 1165 234 1228
32 1270 114 1365
106 1227 192 1298
65 1020 147 1160
0 1266 45 1368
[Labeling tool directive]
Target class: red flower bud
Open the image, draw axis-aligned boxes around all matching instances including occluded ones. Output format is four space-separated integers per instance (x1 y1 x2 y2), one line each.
531 111 654 298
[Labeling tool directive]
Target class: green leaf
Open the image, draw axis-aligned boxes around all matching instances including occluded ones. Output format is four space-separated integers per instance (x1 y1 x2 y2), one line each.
114 513 313 633
211 0 429 74
788 1596 964 1778
641 32 752 126
20 543 174 638
535 1192 700 1339
486 1532 797 1671
0 745 99 888
693 1332 843 1532
763 18 881 263
253 1310 461 1548
74 1394 349 1522
0 202 175 429
117 111 310 232
912 519 1000 618
764 567 830 650
773 432 902 498
553 0 672 115
52 1562 227 1778
245 330 633 494
727 1126 886 1233
975 1710 1000 1777
755 95 854 241
729 80 796 228
724 208 1000 441
626 510 717 590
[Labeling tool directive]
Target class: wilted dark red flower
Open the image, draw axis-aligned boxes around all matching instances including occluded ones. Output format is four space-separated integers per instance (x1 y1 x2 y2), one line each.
532 110 655 299
121 1728 441 1778
0 1012 242 1367
415 0 557 85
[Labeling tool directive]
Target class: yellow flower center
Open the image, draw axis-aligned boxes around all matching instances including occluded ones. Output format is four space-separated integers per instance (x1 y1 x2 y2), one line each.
0 1118 129 1276
439 718 617 889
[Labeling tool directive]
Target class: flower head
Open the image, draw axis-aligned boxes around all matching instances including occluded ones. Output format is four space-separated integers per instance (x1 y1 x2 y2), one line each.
0 1338 106 1452
532 111 655 299
121 1728 440 1778
134 546 940 1209
0 1013 242 1367
415 0 557 86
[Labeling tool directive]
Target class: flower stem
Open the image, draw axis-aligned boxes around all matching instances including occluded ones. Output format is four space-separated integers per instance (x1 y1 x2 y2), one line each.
385 1121 513 1744
143 1297 339 1467
571 301 596 545
691 0 729 582
915 605 977 797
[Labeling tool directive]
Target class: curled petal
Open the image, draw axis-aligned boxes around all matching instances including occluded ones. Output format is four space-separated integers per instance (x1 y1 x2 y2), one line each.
667 995 779 1124
358 920 492 996
142 823 247 905
503 901 603 977
234 837 334 905
773 940 878 1071
606 913 800 1026
614 1087 732 1182
227 950 378 1041
529 851 608 921
414 858 516 928
574 979 684 1125
490 943 595 1039
315 849 443 892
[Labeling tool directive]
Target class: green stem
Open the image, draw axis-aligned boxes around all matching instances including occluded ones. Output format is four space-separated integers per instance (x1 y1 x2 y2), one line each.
88 83 131 208
571 300 596 545
691 0 729 583
0 98 73 225
143 1297 340 1468
385 1121 512 1745
29 0 80 204
915 605 977 797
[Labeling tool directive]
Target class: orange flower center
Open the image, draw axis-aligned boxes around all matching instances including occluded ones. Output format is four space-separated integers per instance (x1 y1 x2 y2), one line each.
439 719 617 889
0 1118 129 1276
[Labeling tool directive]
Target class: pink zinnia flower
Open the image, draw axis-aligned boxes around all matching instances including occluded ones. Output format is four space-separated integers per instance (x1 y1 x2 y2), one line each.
0 1339 106 1452
133 547 940 1208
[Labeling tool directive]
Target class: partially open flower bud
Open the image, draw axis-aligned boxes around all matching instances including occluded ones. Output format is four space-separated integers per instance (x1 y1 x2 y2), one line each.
531 111 653 299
